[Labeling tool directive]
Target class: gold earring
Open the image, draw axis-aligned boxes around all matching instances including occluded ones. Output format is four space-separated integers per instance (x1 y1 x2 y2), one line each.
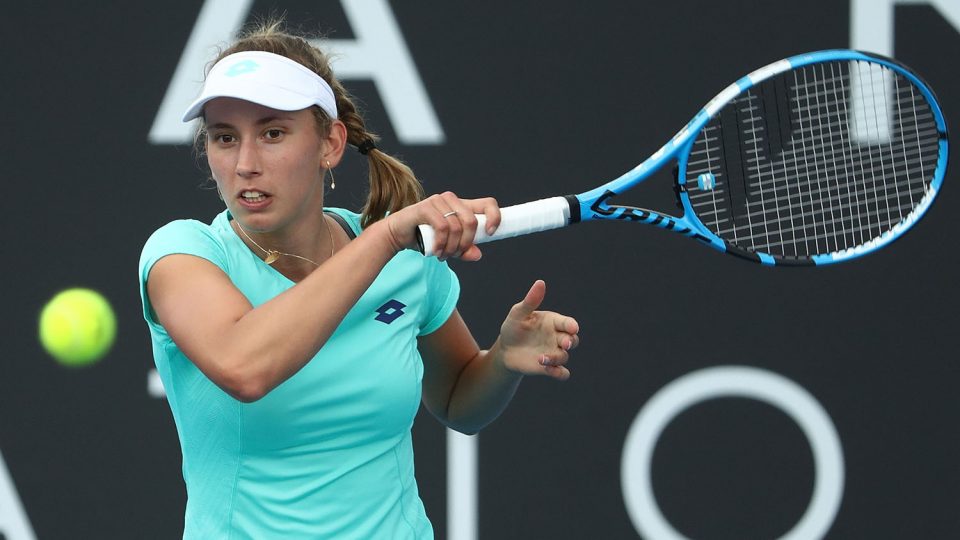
326 160 335 190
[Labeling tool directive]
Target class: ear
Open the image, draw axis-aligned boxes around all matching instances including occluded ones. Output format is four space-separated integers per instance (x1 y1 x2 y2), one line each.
321 119 348 167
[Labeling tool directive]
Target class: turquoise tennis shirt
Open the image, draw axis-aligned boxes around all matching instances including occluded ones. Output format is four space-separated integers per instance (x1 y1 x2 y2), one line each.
138 209 458 539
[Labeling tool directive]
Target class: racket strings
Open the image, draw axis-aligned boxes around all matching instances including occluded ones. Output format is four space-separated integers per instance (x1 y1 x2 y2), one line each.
705 184 928 241
684 59 940 260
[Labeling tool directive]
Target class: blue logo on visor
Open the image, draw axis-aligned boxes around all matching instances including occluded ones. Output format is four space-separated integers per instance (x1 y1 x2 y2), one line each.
226 60 259 77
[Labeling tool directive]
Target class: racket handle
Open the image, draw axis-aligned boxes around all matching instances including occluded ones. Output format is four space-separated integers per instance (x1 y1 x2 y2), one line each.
417 196 573 256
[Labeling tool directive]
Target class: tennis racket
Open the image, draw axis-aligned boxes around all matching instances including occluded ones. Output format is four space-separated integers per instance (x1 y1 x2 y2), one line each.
419 50 948 265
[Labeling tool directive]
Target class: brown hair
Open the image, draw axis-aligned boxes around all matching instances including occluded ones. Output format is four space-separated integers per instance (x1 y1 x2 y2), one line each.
201 19 424 228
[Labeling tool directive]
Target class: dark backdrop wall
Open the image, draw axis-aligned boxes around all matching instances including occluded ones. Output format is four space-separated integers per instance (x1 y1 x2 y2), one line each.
3 1 958 539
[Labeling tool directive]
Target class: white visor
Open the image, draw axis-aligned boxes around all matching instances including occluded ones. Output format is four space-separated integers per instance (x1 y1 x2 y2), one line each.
181 50 338 122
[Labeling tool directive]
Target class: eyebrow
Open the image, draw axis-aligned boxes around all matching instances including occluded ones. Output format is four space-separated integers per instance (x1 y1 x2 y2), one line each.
206 115 296 130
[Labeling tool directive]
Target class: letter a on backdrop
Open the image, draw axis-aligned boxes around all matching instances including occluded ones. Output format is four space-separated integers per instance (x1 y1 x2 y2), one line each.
0 450 35 540
149 0 443 145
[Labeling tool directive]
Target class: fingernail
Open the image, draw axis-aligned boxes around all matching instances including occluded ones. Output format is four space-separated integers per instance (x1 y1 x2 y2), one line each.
539 355 549 366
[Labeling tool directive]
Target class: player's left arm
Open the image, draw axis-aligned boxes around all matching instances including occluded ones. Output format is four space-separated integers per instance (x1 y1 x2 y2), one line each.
419 280 580 434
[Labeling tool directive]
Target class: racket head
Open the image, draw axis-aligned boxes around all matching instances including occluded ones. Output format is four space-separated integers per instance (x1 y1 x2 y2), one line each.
676 50 948 266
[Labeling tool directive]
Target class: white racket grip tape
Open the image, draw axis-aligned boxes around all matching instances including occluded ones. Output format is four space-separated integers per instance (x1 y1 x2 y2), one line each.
417 196 572 256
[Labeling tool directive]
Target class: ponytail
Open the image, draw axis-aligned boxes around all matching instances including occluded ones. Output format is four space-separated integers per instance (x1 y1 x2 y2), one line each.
330 80 424 228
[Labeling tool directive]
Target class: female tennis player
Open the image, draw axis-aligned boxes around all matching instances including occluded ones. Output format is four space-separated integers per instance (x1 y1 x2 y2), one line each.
137 20 580 539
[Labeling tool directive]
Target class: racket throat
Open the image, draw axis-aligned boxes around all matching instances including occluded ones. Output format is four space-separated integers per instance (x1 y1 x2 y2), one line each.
587 189 714 245
587 190 663 220
589 190 679 227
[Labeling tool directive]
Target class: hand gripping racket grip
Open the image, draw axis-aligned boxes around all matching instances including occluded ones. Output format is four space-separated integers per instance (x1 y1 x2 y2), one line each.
416 196 572 256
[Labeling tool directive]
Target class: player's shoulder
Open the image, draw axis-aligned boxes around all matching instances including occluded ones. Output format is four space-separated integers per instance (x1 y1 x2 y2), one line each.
140 212 233 269
145 210 231 244
143 218 219 250
150 217 214 237
324 207 362 237
329 207 450 270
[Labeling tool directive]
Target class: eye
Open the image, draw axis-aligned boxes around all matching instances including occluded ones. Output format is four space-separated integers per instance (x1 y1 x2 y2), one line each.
211 133 235 145
264 128 284 141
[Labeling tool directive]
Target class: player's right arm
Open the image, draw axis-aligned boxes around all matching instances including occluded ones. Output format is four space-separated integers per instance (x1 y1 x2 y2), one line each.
146 193 499 403
146 221 396 402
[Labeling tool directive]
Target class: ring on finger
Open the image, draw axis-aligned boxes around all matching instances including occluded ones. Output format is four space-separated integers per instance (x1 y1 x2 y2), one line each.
442 210 458 218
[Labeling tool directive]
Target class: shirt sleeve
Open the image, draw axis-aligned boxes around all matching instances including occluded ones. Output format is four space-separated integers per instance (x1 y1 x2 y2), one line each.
418 257 461 336
138 220 229 329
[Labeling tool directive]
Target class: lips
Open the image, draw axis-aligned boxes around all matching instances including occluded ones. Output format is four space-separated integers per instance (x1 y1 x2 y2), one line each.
236 189 272 209
240 190 267 202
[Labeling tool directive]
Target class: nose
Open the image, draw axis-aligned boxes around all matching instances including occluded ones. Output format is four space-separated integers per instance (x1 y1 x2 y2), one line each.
235 138 262 178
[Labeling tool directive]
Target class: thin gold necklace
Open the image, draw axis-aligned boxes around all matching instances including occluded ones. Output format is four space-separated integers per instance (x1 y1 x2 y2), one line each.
233 216 334 267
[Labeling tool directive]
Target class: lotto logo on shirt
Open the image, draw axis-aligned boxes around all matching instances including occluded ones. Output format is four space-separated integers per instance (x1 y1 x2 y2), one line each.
375 300 406 324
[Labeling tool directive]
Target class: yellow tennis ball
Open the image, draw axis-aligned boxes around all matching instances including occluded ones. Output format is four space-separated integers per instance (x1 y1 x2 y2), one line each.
39 288 116 367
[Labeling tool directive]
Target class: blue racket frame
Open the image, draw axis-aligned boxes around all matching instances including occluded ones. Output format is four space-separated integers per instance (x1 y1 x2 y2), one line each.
573 50 949 266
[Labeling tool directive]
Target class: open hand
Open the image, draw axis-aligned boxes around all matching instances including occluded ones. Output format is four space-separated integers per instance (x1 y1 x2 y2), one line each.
498 280 580 380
